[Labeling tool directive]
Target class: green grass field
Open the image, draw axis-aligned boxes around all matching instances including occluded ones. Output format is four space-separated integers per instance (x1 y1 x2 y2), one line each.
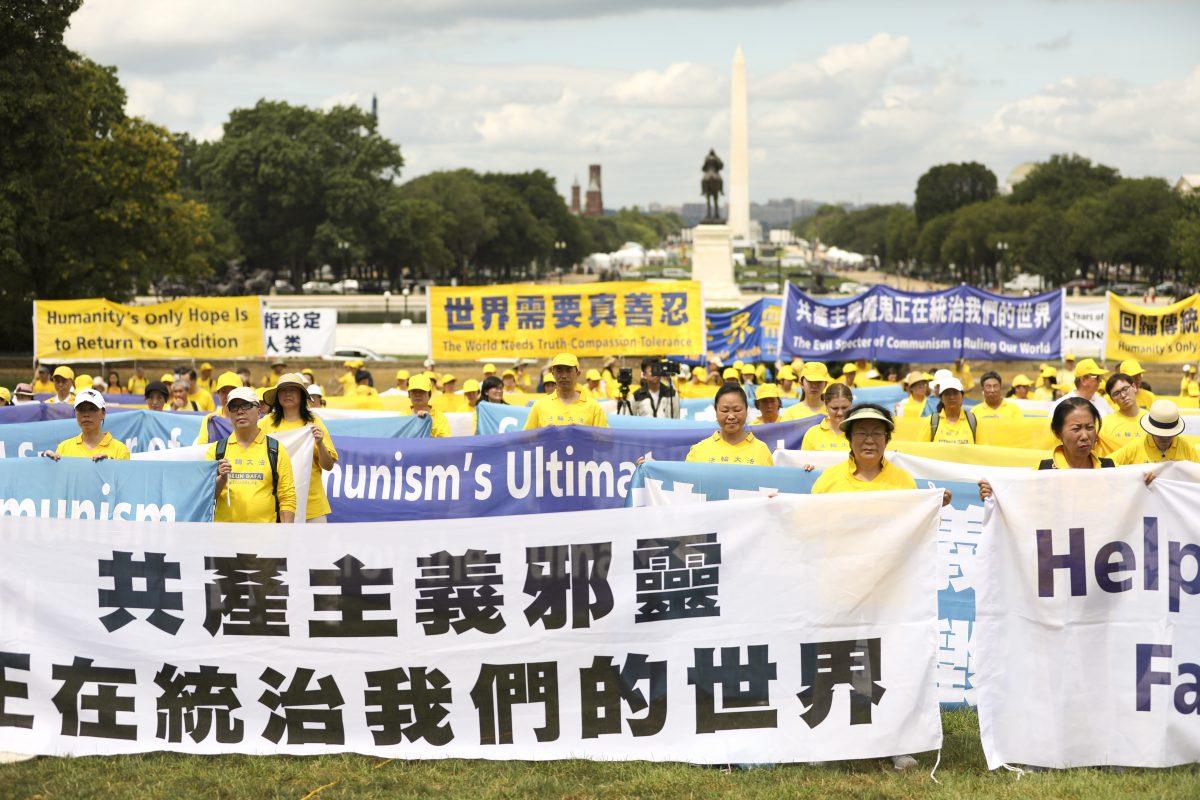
3 710 1197 800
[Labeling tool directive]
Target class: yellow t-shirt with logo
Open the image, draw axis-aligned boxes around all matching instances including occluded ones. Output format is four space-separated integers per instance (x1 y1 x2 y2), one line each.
972 401 1022 421
525 395 608 429
1100 410 1146 449
895 396 927 419
206 431 297 523
812 457 916 493
781 402 824 422
259 415 338 519
1110 435 1200 465
125 376 149 396
800 418 849 451
685 431 773 466
931 413 975 445
55 432 131 460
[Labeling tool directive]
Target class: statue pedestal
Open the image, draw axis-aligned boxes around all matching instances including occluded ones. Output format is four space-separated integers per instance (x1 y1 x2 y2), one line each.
691 223 742 307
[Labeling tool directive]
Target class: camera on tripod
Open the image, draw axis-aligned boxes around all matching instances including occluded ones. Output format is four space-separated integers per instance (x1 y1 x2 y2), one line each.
648 359 681 379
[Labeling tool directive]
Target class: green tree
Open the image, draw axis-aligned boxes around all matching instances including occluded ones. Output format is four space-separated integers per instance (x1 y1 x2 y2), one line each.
0 0 219 348
1170 193 1200 289
483 171 587 270
1066 178 1178 284
1009 153 1120 210
400 170 496 283
1009 203 1076 287
914 162 998 226
882 206 918 266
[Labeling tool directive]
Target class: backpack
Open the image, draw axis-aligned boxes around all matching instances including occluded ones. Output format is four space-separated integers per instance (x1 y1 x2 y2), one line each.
930 410 977 443
215 436 281 522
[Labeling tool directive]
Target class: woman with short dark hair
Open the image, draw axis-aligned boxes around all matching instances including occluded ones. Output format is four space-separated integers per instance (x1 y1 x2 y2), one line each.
685 383 773 465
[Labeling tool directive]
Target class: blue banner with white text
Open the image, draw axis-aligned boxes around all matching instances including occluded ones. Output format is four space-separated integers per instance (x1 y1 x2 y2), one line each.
0 410 203 459
704 297 782 364
779 283 1063 363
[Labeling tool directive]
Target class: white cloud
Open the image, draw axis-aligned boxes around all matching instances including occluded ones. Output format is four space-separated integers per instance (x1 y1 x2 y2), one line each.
124 79 199 123
606 62 722 106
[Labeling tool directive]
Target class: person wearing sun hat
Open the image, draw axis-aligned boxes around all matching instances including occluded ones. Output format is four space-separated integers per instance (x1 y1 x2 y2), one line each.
12 384 37 405
895 371 933 418
1052 358 1112 420
782 361 831 421
1113 359 1155 409
526 353 608 429
41 389 130 461
811 404 916 494
194 372 249 444
1033 365 1060 401
775 365 799 399
1010 374 1034 399
839 362 858 388
259 373 338 521
1109 399 1199 465
749 382 783 425
406 373 450 437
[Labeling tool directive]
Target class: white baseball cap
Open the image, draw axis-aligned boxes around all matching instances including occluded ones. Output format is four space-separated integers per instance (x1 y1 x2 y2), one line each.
225 387 259 407
73 389 106 410
937 377 965 395
307 384 325 397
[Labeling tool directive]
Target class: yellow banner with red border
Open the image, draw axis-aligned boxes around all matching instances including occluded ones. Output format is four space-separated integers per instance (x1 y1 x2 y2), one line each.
1104 292 1200 363
34 296 264 362
429 281 704 360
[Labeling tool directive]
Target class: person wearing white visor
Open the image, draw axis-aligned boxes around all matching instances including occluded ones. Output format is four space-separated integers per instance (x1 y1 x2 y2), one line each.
41 389 130 461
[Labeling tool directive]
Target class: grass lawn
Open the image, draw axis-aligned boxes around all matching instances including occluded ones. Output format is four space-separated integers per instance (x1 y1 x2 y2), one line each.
3 710 1197 799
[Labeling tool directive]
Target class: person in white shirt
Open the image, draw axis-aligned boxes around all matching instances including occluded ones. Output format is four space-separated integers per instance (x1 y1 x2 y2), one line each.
1050 358 1112 419
633 357 680 419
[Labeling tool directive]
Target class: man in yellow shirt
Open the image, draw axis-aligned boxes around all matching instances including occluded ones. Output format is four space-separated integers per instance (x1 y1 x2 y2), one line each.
407 374 450 437
782 362 830 421
337 360 361 395
1110 400 1199 465
42 390 131 461
44 366 75 404
196 362 218 394
973 371 1022 420
1115 359 1155 409
207 387 296 523
185 368 216 412
195 372 245 444
125 364 149 396
525 353 609 429
262 360 287 388
32 365 56 395
1180 365 1198 396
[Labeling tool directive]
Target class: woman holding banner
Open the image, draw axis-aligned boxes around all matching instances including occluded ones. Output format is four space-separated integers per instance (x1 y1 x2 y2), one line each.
41 390 131 462
810 405 915 496
260 373 338 523
781 362 830 421
799 383 853 451
685 383 773 466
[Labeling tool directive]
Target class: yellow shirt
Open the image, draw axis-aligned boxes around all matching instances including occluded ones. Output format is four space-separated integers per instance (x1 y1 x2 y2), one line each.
259 415 338 519
1181 377 1198 395
685 431 774 466
424 408 450 438
525 395 609 428
43 394 74 405
895 396 927 419
1100 410 1146 449
1032 386 1058 402
207 431 297 523
1043 446 1108 470
777 385 800 399
800 418 849 451
189 388 216 413
338 372 357 396
973 400 1022 421
1110 435 1200 465
32 379 56 394
932 413 975 445
125 376 149 396
781 402 824 422
197 375 217 394
55 431 131 460
262 373 281 388
812 456 916 493
355 385 378 396
432 393 469 414
749 415 781 426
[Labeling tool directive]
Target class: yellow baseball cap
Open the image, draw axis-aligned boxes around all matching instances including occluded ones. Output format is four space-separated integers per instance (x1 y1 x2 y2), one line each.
74 375 93 392
502 369 516 379
423 371 438 383
199 362 213 370
777 366 796 381
692 367 709 381
483 363 497 375
1011 374 1034 388
733 360 744 370
1074 358 1108 378
1039 365 1058 379
300 368 314 376
842 362 858 373
441 373 457 385
344 359 364 368
586 369 602 381
800 362 832 383
550 353 579 369
755 383 781 403
1065 353 1077 362
463 379 481 393
216 371 242 392
53 366 75 381
543 371 557 384
1118 359 1144 377
741 364 757 375
161 372 175 384
722 367 740 381
407 374 433 393
0 387 10 403
395 369 410 380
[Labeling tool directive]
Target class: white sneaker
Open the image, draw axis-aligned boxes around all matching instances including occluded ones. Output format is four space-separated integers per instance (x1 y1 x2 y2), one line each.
891 755 918 771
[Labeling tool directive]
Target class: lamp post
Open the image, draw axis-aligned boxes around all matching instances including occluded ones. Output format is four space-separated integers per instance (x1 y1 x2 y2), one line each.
336 240 350 286
554 241 566 283
402 286 410 319
996 240 1009 290
383 290 391 324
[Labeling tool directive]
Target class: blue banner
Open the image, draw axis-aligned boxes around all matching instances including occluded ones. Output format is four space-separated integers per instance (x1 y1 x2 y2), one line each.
205 413 431 443
0 457 215 521
323 420 818 522
626 459 981 707
779 283 1063 363
476 401 716 435
0 410 203 459
0 403 140 424
704 297 781 364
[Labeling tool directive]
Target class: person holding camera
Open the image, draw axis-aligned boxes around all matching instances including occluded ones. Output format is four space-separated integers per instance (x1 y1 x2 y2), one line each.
633 357 680 419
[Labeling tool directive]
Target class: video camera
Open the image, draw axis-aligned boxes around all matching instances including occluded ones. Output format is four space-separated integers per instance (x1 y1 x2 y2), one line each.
648 359 681 379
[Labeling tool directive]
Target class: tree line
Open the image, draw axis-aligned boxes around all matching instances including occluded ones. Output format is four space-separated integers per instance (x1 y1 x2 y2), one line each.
793 157 1200 290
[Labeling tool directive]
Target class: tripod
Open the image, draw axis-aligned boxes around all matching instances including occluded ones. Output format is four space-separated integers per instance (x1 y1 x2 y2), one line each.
615 382 634 415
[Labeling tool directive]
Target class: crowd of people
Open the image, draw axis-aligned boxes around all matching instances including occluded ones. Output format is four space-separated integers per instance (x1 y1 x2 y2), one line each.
15 350 1200 535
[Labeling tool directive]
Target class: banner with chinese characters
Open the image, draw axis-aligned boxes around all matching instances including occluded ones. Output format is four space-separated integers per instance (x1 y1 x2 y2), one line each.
976 467 1200 769
33 297 264 363
778 284 1063 363
631 458 984 709
0 493 943 761
261 307 336 358
703 298 781 364
428 281 704 361
1104 292 1200 363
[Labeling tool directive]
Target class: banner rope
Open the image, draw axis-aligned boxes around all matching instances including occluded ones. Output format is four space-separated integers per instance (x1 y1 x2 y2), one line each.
929 748 942 784
298 758 392 800
1000 762 1025 780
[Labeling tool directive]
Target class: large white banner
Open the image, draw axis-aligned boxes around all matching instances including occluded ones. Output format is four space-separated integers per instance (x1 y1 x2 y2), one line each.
977 467 1200 769
0 494 943 761
262 307 336 357
1061 302 1107 358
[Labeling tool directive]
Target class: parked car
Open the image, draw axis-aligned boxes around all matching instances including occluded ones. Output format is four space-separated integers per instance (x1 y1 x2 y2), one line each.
271 279 297 294
838 281 866 295
301 280 333 294
1003 273 1044 293
323 346 386 362
331 279 360 294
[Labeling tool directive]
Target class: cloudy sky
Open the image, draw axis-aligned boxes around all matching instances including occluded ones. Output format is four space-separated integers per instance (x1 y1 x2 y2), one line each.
66 0 1199 208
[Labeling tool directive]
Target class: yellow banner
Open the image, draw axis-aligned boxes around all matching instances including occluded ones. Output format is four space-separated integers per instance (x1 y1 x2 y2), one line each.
1105 292 1200 363
34 297 264 362
429 281 705 360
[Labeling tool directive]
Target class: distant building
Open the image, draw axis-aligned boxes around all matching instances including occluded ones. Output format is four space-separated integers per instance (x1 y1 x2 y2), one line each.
751 198 822 229
584 165 604 217
1001 162 1038 195
1175 174 1200 194
570 178 581 215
